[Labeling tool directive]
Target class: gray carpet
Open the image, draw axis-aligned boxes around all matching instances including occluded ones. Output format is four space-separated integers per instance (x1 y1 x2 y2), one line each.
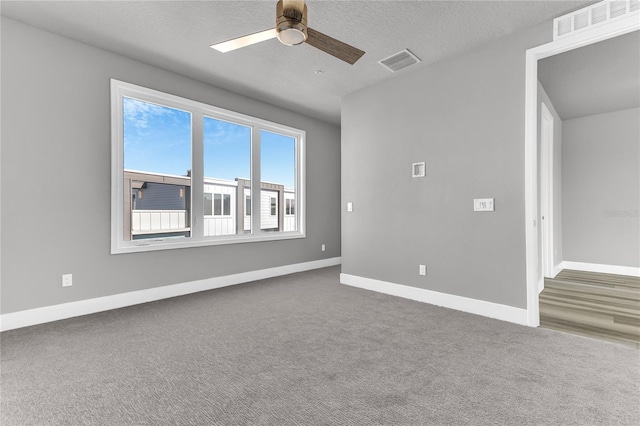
1 266 639 425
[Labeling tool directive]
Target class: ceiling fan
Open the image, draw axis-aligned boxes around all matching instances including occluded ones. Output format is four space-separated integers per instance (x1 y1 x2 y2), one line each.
210 0 365 65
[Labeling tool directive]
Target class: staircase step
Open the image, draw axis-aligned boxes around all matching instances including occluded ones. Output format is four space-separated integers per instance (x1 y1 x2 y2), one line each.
540 317 640 349
540 269 640 347
540 289 640 316
540 303 640 336
544 279 640 301
556 269 640 290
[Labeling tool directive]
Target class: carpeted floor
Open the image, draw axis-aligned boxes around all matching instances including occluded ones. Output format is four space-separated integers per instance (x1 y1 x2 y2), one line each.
1 266 639 425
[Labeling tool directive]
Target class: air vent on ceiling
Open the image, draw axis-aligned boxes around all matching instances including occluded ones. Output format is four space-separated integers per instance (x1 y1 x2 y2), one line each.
378 49 421 73
553 0 639 40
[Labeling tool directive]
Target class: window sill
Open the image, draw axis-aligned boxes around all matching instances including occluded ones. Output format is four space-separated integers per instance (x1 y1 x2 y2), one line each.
111 231 305 254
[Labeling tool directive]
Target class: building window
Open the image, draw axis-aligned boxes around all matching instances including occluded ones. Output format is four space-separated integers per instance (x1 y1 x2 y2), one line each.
212 193 231 216
286 198 295 216
213 193 222 215
111 79 305 253
204 193 213 216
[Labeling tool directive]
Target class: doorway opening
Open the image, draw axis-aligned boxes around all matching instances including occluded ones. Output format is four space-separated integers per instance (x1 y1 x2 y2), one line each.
523 5 639 327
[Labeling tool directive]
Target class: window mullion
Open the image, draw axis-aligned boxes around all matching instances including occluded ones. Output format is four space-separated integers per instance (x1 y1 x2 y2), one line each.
191 111 204 240
251 126 261 234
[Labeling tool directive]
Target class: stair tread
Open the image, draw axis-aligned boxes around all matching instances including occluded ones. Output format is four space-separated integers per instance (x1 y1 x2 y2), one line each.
539 269 640 347
540 319 640 348
540 305 640 335
544 279 640 299
556 269 640 289
540 288 640 308
540 292 640 315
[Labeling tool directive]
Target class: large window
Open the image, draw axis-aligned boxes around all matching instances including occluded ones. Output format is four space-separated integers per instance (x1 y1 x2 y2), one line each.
204 117 251 236
111 80 305 253
261 130 297 232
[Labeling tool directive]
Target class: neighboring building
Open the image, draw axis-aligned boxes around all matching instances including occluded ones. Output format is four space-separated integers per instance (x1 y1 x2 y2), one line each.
124 170 295 240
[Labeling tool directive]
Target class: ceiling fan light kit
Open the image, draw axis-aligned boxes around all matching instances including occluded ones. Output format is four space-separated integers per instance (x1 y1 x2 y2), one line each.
210 0 365 65
276 0 308 46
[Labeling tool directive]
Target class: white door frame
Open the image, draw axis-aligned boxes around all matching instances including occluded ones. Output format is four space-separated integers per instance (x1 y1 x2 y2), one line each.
540 102 555 285
523 15 639 327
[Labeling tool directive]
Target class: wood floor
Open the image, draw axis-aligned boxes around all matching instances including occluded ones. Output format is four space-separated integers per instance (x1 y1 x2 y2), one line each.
540 269 640 348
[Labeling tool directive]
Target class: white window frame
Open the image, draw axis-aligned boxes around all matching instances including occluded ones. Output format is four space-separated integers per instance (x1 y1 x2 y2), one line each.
111 79 305 254
211 193 231 217
286 198 296 216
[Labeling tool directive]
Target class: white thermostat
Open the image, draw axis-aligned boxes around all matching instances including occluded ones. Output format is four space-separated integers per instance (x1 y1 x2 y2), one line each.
474 198 495 212
412 162 426 178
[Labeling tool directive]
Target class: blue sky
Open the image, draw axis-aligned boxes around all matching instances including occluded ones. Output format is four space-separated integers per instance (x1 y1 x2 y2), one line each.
123 97 191 176
124 97 295 188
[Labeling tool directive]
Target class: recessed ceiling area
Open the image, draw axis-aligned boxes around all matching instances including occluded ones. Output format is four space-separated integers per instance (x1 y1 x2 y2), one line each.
538 30 640 120
1 0 593 125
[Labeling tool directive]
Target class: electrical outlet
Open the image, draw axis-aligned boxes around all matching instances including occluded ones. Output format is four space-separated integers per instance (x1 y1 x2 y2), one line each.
419 265 426 276
62 274 73 287
321 244 326 252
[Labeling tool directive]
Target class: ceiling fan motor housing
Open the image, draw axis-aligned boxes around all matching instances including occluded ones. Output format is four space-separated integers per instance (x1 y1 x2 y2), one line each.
276 0 308 46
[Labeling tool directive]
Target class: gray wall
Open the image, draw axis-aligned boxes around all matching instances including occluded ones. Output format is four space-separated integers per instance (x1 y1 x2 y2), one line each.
1 18 341 314
562 107 640 267
537 82 564 276
342 23 551 308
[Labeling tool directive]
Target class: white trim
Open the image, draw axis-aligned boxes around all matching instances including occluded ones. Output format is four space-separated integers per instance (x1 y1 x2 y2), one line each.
552 262 564 278
340 274 528 326
553 1 640 40
0 257 341 332
524 17 640 327
540 102 555 280
560 261 640 277
524 48 540 327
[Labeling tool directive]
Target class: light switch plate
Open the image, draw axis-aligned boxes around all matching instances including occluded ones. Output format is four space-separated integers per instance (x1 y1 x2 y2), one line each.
474 198 495 212
347 202 353 212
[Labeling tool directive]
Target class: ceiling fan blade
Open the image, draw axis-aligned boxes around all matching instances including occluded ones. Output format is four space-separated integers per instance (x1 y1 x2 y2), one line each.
305 27 365 65
211 28 277 53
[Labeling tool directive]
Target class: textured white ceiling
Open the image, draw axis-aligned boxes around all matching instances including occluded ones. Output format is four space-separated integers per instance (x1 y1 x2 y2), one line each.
538 30 640 120
2 0 593 124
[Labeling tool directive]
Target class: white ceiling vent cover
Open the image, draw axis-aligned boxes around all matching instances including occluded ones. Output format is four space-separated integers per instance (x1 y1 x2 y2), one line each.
378 49 421 73
553 0 639 40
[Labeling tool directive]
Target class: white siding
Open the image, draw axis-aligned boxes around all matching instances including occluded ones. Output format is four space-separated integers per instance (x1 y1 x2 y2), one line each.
284 190 296 232
204 181 237 237
261 190 279 230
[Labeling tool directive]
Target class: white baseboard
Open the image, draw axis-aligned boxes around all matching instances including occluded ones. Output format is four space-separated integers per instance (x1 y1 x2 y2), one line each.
0 257 341 332
561 261 640 277
552 263 563 278
340 273 528 326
